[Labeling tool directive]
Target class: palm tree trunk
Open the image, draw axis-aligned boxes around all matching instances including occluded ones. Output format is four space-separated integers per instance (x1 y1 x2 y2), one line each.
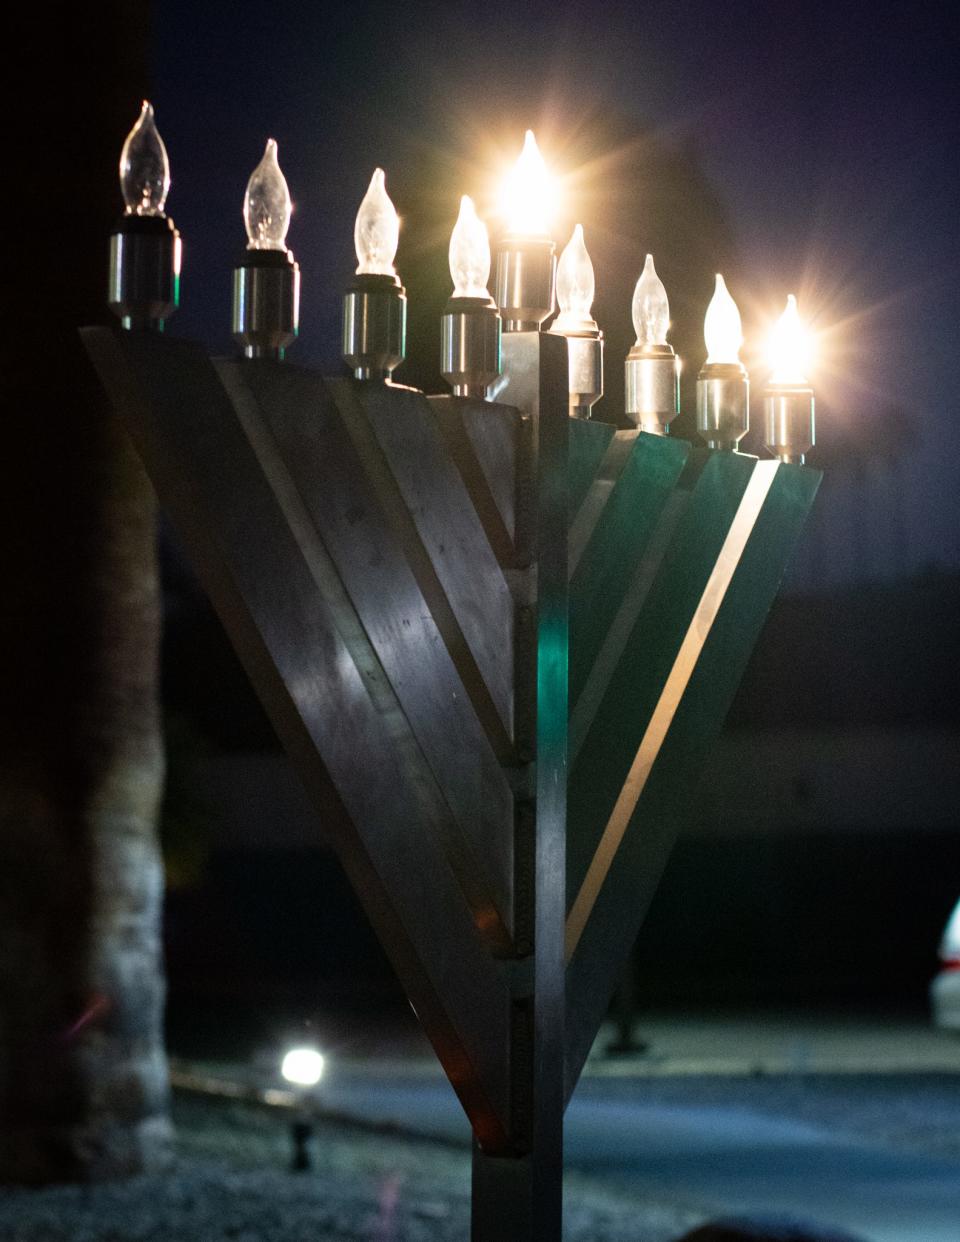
0 358 171 1182
0 2 170 1182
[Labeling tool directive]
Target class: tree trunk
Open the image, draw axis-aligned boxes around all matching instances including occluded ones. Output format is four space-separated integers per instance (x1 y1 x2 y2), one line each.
0 2 171 1182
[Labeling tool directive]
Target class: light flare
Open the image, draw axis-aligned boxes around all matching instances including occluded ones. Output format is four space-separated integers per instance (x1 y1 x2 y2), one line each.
767 293 813 385
498 130 557 238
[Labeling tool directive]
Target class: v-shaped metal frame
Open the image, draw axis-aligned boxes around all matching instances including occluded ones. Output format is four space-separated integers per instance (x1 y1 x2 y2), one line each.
82 326 820 1239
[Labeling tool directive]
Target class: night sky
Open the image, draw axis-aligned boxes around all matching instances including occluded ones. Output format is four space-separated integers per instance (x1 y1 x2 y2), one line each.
146 0 960 589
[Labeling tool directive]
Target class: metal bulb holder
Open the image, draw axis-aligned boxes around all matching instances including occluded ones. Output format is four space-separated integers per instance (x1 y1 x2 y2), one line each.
342 273 407 381
697 362 750 451
233 248 300 360
764 384 815 465
441 296 502 398
625 344 679 435
562 330 603 420
493 236 556 333
109 214 181 331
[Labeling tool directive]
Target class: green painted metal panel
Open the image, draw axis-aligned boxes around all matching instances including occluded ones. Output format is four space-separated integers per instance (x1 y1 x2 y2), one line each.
564 457 821 1094
569 432 690 707
567 418 615 518
566 449 757 901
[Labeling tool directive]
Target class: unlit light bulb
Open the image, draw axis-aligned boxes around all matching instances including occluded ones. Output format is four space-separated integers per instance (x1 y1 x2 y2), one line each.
354 168 399 276
244 139 291 251
768 294 811 385
554 224 595 329
704 273 743 364
500 130 554 238
120 100 170 216
632 254 670 347
449 196 491 298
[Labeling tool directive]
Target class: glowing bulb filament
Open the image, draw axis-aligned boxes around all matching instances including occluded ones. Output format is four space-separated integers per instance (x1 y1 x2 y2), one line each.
499 130 555 238
704 273 743 365
449 196 491 298
244 139 292 251
554 224 595 330
120 100 170 217
632 254 670 347
768 294 811 385
354 168 399 276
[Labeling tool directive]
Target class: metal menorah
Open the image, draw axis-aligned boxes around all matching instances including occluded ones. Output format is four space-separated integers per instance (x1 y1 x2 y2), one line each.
84 110 820 1240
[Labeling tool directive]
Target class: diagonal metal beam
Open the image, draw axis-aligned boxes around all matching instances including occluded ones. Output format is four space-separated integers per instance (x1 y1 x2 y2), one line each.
81 328 515 1149
563 455 821 1098
340 380 517 752
217 359 517 948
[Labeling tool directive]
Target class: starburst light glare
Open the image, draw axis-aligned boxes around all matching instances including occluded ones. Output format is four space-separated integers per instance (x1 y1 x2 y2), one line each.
244 139 292 251
499 130 555 238
449 196 492 299
767 294 812 385
354 168 399 276
704 274 743 364
120 101 170 216
632 255 670 347
281 1047 325 1087
554 224 595 330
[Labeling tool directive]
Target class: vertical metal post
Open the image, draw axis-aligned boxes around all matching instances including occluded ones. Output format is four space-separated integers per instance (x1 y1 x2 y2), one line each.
472 331 569 1241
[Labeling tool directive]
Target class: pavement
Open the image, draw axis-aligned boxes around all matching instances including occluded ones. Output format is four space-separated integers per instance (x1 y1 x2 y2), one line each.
167 1008 960 1242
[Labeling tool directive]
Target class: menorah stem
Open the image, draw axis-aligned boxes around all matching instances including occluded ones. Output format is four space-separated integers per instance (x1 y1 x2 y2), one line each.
470 331 570 1240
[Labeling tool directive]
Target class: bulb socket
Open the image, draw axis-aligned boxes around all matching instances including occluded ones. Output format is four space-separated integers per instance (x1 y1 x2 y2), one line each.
342 273 407 381
232 248 300 360
625 344 680 434
440 296 502 398
493 235 556 332
763 385 815 465
556 331 603 420
697 361 749 451
108 214 181 330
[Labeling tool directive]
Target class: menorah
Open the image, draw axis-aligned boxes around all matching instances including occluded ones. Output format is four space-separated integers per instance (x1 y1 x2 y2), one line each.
83 103 820 1240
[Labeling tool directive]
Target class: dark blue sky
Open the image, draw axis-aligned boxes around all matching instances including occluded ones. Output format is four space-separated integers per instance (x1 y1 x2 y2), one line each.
150 0 959 588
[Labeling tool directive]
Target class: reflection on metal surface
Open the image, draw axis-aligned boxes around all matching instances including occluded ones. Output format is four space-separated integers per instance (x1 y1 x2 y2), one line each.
569 488 690 765
565 460 780 962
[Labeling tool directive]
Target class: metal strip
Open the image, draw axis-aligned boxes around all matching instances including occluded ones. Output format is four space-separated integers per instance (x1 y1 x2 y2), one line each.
564 459 780 962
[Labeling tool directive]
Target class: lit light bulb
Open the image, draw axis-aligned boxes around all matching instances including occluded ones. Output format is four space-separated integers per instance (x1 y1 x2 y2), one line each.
499 130 555 238
553 224 595 330
449 196 491 298
767 294 811 385
243 139 292 251
120 100 170 216
280 1047 325 1087
354 168 399 276
704 273 743 365
632 254 670 347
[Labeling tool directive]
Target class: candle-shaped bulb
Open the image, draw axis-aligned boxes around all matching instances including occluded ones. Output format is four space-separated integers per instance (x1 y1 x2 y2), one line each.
449 196 491 298
354 168 399 276
554 224 595 329
243 139 292 251
767 294 811 385
632 254 670 347
119 100 170 216
499 129 555 238
704 273 743 364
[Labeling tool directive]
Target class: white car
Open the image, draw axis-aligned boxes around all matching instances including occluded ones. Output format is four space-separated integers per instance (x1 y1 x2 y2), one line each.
931 899 960 1030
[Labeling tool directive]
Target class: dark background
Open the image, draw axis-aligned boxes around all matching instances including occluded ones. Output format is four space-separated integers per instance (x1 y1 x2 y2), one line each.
12 1 960 1049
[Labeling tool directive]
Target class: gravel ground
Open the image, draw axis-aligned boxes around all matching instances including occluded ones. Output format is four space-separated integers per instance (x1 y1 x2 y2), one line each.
3 1073 957 1240
0 1092 696 1242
